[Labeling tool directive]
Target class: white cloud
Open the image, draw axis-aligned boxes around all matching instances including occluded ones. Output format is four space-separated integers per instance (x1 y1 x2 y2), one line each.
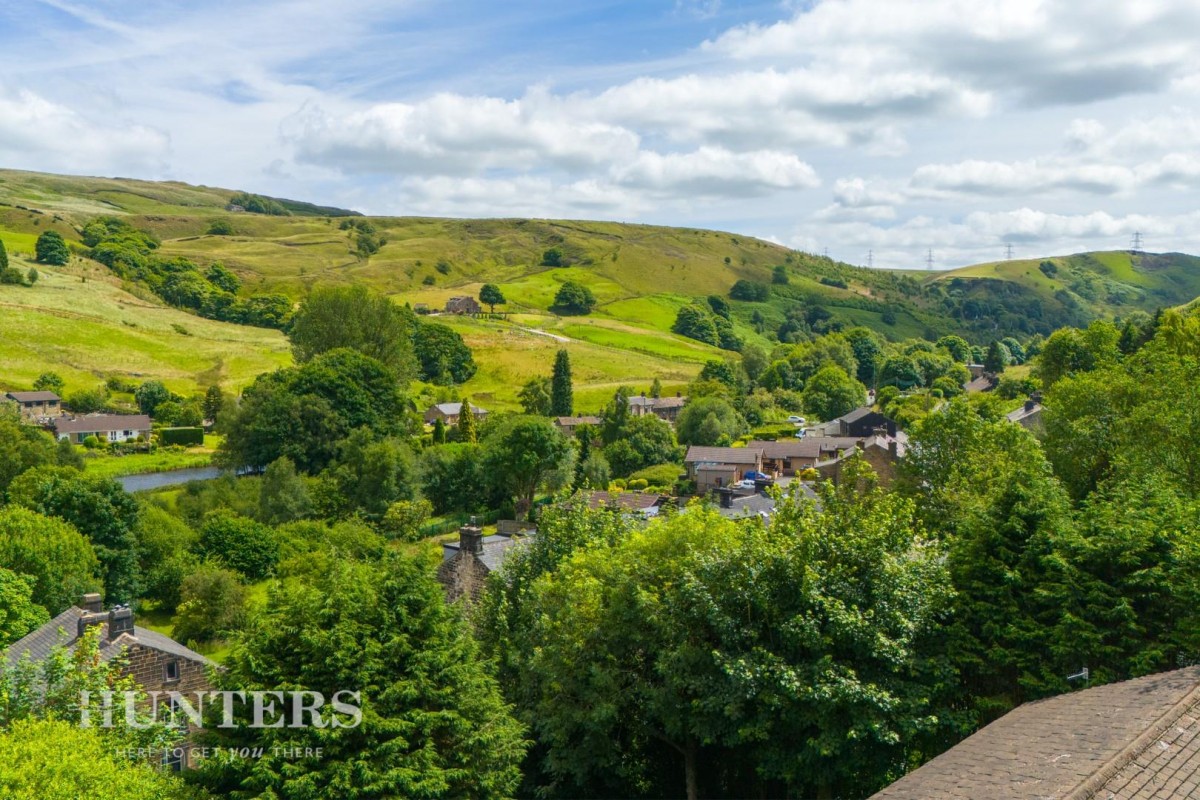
611 147 819 196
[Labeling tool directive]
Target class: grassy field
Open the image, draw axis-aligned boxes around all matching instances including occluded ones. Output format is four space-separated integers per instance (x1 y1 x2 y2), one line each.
80 435 220 478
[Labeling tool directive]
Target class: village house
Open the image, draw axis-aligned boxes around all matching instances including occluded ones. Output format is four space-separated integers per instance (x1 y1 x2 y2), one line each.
871 665 1200 800
4 390 61 421
963 373 998 393
444 296 481 314
714 482 819 521
808 406 898 438
423 402 488 426
553 415 602 437
746 437 865 476
437 521 535 603
628 393 687 423
7 594 215 769
52 413 152 444
1006 398 1044 432
814 434 905 488
684 445 764 493
582 489 668 518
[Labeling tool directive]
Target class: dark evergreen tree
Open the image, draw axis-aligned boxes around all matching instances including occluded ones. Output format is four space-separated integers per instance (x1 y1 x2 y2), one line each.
551 349 573 416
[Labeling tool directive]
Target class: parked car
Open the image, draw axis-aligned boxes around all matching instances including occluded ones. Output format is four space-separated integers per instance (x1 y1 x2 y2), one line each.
794 428 807 438
786 415 807 424
732 479 757 489
743 470 771 482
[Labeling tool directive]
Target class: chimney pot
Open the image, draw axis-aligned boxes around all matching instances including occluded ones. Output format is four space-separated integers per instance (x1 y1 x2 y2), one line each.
79 593 103 613
107 606 134 641
1025 399 1036 412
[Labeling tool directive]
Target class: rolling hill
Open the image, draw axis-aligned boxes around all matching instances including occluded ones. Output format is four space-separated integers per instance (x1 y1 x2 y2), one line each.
2 168 1198 410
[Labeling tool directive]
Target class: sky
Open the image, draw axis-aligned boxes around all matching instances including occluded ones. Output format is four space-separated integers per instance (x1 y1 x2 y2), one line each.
2 0 1199 269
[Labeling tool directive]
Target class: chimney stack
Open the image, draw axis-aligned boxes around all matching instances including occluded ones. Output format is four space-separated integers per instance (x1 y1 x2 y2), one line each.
79 593 103 613
1024 399 1036 412
459 522 484 555
108 606 134 641
717 487 734 509
76 612 106 639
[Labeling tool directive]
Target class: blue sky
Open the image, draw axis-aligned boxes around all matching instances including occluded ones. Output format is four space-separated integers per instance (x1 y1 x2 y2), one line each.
2 0 1200 267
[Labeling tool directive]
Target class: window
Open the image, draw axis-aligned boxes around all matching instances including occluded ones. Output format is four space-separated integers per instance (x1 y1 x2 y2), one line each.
162 746 183 772
164 660 180 682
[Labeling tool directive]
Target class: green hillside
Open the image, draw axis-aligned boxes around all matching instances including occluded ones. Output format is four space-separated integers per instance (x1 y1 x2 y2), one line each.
4 168 1199 410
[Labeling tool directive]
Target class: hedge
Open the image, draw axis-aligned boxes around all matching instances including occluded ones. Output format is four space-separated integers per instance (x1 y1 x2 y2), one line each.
158 427 204 446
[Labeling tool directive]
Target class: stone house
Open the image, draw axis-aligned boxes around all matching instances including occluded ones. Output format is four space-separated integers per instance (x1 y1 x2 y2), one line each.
437 522 535 603
1005 398 1044 432
810 407 898 438
7 594 215 769
4 390 61 421
746 437 864 476
684 445 764 493
445 296 481 314
52 413 152 444
628 394 687 423
423 402 488 426
553 415 602 437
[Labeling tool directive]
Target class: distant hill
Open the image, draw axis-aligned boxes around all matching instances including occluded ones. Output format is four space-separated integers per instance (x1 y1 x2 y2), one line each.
2 168 1198 409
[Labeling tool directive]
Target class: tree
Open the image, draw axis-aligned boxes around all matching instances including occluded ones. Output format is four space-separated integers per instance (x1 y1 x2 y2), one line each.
288 284 417 381
937 334 973 362
191 554 526 799
729 279 769 301
381 498 433 541
551 349 573 416
578 451 611 488
0 413 58 494
984 340 1010 373
0 719 194 800
134 380 171 417
879 355 923 389
481 415 575 519
542 246 564 266
419 443 498 515
135 504 199 612
0 568 49 648
552 280 596 314
431 416 447 444
457 397 477 443
322 430 416 520
674 396 747 446
196 511 279 580
803 364 866 421
672 304 719 346
479 283 506 313
603 414 682 477
257 456 311 525
33 231 69 265
650 377 663 398
7 468 138 604
205 262 241 294
501 478 950 799
172 563 247 643
0 238 6 270
32 372 64 395
772 264 789 284
518 376 553 415
412 321 476 384
203 384 225 422
1035 320 1121 388
0 507 98 616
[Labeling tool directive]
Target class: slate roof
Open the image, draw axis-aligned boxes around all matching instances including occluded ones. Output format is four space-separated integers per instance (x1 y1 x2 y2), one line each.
7 606 214 668
429 402 486 416
871 666 1200 800
684 446 764 465
747 437 864 459
554 415 601 427
964 375 998 393
1007 403 1043 424
5 390 60 402
52 414 151 435
583 490 665 512
441 532 533 572
629 395 686 409
837 406 877 424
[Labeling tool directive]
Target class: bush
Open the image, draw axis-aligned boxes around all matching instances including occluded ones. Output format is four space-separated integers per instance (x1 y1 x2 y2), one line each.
799 467 820 480
196 512 279 579
207 219 235 235
158 426 204 446
552 280 596 314
629 463 683 487
381 498 433 541
82 435 101 450
172 564 247 643
626 478 648 491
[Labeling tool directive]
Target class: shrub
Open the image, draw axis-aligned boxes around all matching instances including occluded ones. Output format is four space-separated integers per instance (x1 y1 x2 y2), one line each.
626 478 648 491
629 463 683 487
196 512 279 579
82 435 101 450
158 427 204 446
172 564 247 643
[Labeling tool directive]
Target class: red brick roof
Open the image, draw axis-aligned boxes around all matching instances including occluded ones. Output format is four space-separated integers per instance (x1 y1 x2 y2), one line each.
871 666 1200 800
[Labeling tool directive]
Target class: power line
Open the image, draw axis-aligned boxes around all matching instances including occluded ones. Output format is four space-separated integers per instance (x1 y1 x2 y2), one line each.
822 247 829 259
1131 231 1144 251
1005 243 1014 260
925 249 934 270
867 249 874 268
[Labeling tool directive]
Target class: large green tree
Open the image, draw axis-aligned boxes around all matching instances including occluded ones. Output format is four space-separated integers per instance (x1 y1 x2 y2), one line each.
288 284 417 380
0 568 49 648
479 283 505 313
674 396 747 446
191 554 526 799
0 413 60 495
412 320 476 385
803 364 866 421
0 506 98 616
481 415 574 519
552 280 596 314
33 231 69 265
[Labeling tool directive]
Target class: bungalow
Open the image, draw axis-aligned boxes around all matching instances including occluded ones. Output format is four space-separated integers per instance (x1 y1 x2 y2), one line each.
628 394 687 423
424 402 488 426
445 296 481 314
684 445 764 493
437 521 534 603
746 437 865 475
52 413 151 444
4 390 61 421
554 415 602 437
7 593 215 769
582 490 667 518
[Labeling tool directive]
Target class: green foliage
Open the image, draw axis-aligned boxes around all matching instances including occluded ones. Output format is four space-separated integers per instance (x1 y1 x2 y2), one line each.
206 218 235 235
551 349 573 416
31 372 64 395
33 231 69 265
481 415 575 519
602 414 682 476
0 238 6 269
519 376 553 415
541 246 564 266
289 285 417 380
419 442 497 515
729 279 769 301
229 191 290 215
133 380 170 417
984 340 1009 373
552 280 596 314
197 511 279 579
479 282 506 312
578 451 611 489
0 506 98 616
0 568 49 648
64 385 108 414
1034 320 1121 388
674 396 747 446
321 430 416 520
205 262 241 294
803 364 866 421
158 426 204 446
629 463 684 488
457 397 478 443
203 384 225 422
134 504 199 612
382 498 434 541
413 319 477 384
192 554 526 799
772 263 790 284
7 468 139 604
172 562 247 644
0 413 59 495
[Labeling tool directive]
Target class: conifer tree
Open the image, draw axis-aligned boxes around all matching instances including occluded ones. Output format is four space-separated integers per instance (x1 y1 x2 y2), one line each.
432 416 446 444
457 398 477 443
0 238 8 270
551 349 573 416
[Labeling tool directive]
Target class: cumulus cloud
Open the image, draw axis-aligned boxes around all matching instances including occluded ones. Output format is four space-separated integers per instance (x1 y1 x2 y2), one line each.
612 147 819 196
0 86 169 174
